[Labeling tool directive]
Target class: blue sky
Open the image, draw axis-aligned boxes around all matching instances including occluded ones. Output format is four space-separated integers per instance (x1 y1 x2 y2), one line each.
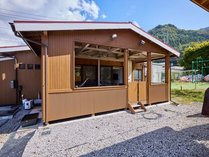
96 0 209 31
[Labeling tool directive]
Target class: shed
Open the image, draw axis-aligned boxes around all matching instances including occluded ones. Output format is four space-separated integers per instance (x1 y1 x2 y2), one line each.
10 21 180 123
0 45 41 106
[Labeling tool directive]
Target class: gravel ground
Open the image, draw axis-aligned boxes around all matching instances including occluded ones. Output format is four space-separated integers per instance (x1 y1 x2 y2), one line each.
0 107 30 151
1 102 209 157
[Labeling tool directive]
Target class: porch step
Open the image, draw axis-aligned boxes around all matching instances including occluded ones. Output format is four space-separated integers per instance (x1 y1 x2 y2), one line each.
131 104 140 108
133 108 145 113
128 101 147 114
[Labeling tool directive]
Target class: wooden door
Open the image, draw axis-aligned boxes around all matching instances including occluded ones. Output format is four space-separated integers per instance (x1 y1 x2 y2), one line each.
138 81 147 101
128 81 147 103
0 60 16 105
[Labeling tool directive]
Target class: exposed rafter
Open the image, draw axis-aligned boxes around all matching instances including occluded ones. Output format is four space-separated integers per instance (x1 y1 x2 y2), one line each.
75 45 123 55
75 54 123 61
75 42 166 61
201 0 208 4
77 43 90 55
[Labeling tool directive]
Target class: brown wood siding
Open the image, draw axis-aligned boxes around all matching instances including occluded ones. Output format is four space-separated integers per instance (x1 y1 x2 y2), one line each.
45 29 170 122
128 81 147 103
47 29 168 91
100 60 123 66
138 81 147 101
0 60 16 105
47 88 127 121
16 51 41 100
149 84 168 104
48 31 71 91
75 58 123 66
128 82 138 102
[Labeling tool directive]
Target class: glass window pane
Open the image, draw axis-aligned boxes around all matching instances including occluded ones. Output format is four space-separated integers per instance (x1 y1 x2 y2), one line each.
19 64 25 70
35 64 41 70
100 66 112 86
134 70 139 81
112 67 124 85
138 70 142 81
27 64 33 70
134 70 142 81
82 65 97 87
75 65 81 86
152 60 165 84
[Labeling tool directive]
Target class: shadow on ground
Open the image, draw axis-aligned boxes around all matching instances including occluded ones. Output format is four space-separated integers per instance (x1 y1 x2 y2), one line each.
82 123 209 157
187 113 207 118
0 107 30 134
0 131 35 157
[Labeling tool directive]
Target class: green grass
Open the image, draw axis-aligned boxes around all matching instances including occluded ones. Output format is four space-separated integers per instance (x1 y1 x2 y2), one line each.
171 82 209 91
171 89 204 104
171 82 209 104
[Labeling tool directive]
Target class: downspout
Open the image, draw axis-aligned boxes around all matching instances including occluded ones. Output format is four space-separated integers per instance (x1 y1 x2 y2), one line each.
170 58 171 102
9 23 48 123
44 46 47 124
14 57 19 105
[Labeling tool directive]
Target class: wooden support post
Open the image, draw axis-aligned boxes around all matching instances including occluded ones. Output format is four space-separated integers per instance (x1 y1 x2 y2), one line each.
98 59 100 86
165 53 171 101
124 49 129 108
147 52 151 104
41 31 48 123
124 50 129 86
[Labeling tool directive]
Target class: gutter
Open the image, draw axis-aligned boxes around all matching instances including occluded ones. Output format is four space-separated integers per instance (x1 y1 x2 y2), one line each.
9 23 46 56
9 22 48 124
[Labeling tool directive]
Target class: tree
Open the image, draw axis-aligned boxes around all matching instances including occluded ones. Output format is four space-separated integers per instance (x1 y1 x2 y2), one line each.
180 41 209 75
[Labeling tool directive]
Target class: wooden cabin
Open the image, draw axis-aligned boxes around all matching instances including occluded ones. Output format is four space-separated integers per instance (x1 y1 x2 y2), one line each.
0 45 41 106
10 21 180 123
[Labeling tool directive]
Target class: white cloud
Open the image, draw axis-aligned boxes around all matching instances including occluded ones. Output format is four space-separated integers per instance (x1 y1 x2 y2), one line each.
133 21 140 27
13 0 48 10
101 14 107 19
0 0 104 46
0 0 48 11
81 0 99 19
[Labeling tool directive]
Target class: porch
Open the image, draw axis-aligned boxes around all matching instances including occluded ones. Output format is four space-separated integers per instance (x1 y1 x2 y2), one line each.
73 41 170 106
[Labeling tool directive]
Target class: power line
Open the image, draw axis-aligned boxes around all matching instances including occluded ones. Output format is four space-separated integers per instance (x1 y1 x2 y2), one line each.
0 8 62 20
0 11 48 20
0 27 11 30
0 38 21 41
0 12 38 20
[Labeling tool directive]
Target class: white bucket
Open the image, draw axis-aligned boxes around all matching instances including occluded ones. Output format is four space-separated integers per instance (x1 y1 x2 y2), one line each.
24 100 33 110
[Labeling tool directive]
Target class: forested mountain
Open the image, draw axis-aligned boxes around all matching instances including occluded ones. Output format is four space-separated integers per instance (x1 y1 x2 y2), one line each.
148 24 209 53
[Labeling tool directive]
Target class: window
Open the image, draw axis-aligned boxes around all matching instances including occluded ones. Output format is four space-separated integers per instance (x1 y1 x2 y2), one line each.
19 64 26 70
35 64 41 70
134 69 142 81
75 63 124 88
74 42 125 88
100 66 112 86
100 66 124 86
75 65 97 87
112 67 124 85
75 66 82 85
152 61 165 84
82 65 97 87
27 64 33 70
